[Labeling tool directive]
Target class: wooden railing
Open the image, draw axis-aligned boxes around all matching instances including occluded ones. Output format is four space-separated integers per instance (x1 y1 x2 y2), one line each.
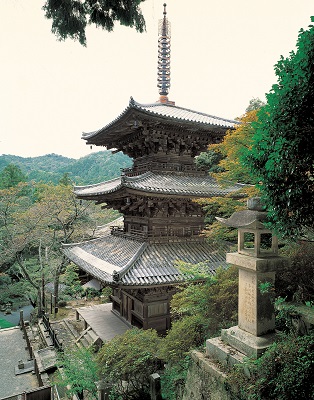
121 161 205 176
19 311 51 392
110 225 205 243
42 313 63 353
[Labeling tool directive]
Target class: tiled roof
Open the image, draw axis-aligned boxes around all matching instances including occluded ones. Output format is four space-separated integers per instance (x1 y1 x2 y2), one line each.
62 234 229 286
130 98 238 128
63 235 145 284
82 97 239 141
74 172 245 198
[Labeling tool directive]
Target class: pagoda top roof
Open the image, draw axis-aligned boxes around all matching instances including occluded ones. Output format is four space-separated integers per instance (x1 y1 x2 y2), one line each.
74 171 246 199
82 98 239 145
62 232 229 287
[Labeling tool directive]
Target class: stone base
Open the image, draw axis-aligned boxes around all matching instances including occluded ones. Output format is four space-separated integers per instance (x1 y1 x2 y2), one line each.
182 350 233 400
206 336 245 368
221 326 276 358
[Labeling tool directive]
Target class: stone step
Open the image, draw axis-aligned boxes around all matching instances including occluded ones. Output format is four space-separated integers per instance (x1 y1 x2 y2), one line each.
85 328 99 343
78 336 90 348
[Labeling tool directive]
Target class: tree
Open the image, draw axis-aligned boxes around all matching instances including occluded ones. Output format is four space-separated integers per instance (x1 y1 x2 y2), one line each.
245 97 265 113
58 172 72 186
209 109 260 185
0 182 103 314
43 0 146 46
195 150 224 173
0 183 48 313
246 19 314 239
58 346 99 399
170 265 238 338
193 103 262 242
97 328 161 400
0 164 27 189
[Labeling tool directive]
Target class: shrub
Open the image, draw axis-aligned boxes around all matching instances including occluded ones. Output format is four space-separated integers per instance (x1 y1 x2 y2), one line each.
226 332 314 400
159 315 206 364
276 241 314 302
97 329 161 400
161 357 191 400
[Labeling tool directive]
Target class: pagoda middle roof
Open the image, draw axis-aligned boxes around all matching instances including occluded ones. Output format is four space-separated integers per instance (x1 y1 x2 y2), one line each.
62 232 230 287
74 172 245 199
82 98 239 144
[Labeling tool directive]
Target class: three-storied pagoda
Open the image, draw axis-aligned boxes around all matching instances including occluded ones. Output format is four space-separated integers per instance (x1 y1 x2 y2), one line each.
63 4 242 333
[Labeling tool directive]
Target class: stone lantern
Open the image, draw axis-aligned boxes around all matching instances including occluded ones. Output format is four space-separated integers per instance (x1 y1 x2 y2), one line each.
209 197 288 358
217 197 278 259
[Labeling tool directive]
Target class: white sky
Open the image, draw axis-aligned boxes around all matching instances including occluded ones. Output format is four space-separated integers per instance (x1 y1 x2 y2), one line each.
0 0 313 159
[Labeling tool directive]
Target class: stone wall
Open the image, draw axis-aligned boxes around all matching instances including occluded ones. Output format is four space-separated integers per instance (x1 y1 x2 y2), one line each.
182 350 232 400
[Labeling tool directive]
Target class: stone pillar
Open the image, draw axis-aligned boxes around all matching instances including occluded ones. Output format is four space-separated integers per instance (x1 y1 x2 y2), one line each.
219 253 288 358
19 310 24 327
150 373 162 400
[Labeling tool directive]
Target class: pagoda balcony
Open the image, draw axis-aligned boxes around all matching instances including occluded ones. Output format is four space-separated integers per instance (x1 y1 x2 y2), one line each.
121 162 206 177
110 225 205 243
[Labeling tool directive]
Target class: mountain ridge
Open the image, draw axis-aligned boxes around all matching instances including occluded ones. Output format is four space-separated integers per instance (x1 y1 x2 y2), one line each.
0 151 132 185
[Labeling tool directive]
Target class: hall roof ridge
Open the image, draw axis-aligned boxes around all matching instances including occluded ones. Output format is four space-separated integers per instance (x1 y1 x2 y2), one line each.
130 97 239 125
82 97 239 141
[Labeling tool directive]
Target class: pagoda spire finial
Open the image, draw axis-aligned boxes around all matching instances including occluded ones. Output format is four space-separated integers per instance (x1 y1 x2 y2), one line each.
157 3 172 104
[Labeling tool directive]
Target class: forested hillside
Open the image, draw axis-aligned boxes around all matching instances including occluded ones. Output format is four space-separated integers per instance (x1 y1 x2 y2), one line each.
0 151 132 185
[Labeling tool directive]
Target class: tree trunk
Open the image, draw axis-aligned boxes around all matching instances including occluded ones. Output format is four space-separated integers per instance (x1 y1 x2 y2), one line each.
54 256 68 315
37 286 43 317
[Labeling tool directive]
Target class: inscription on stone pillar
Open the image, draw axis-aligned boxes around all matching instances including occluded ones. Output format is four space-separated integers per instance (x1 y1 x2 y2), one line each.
239 269 256 334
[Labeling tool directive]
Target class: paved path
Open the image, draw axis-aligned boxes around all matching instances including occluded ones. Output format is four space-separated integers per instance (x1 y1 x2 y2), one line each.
0 327 38 399
77 303 130 341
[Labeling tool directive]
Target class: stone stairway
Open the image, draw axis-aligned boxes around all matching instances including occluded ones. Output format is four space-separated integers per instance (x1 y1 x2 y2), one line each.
75 326 102 350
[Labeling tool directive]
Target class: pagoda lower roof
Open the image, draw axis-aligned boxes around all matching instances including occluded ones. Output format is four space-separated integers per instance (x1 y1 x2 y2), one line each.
74 172 245 199
82 98 239 144
62 233 229 287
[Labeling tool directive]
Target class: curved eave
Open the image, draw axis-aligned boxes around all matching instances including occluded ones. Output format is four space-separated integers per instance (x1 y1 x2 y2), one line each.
74 176 122 198
62 235 230 287
73 172 246 199
82 98 239 145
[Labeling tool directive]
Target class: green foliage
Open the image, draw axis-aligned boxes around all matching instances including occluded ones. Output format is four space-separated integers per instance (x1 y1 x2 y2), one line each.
196 185 258 243
0 164 27 189
258 281 273 295
57 346 99 399
101 286 112 302
61 264 83 297
58 172 72 186
43 0 146 46
245 97 265 113
85 287 100 299
0 151 132 186
159 315 206 364
0 273 36 307
226 332 314 400
209 110 260 185
0 181 118 311
171 266 238 339
276 241 314 303
97 329 161 400
58 151 132 185
161 356 191 400
246 21 314 239
195 150 225 173
274 297 300 333
175 260 217 281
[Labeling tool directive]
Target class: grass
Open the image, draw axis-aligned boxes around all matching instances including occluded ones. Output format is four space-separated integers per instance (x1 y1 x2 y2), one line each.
0 318 15 329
